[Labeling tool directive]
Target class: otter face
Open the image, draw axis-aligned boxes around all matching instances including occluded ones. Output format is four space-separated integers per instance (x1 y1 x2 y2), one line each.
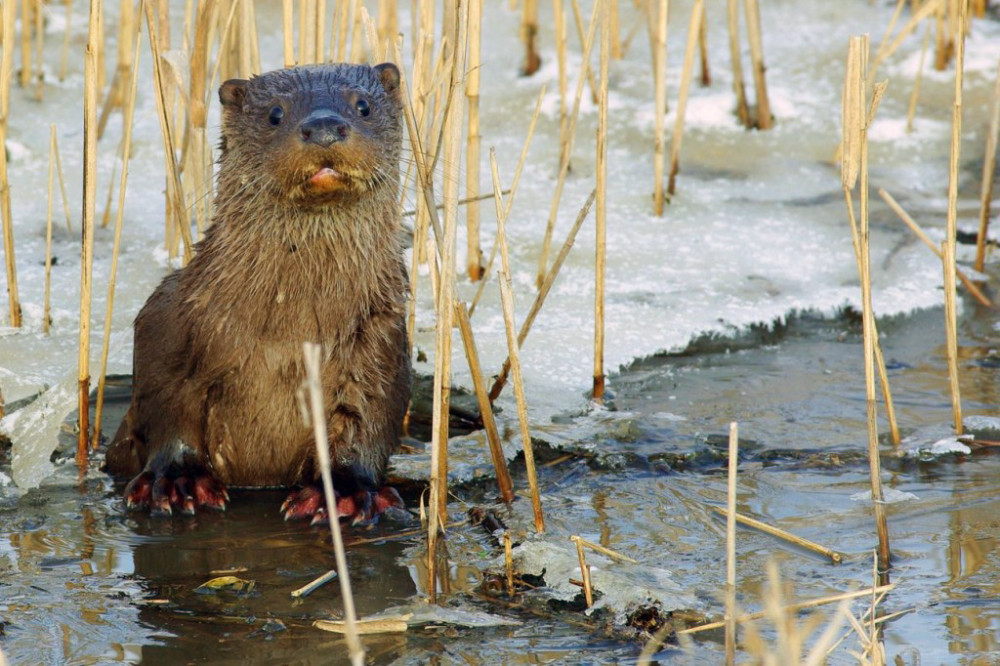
219 63 402 206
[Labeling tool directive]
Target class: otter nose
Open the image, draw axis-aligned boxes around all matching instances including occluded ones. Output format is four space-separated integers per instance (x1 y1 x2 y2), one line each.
299 110 348 147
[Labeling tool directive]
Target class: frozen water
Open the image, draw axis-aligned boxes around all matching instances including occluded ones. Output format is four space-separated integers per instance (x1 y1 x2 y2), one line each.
1 1 998 489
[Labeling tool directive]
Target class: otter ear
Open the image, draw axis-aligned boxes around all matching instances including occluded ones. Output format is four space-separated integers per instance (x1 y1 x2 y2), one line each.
219 79 249 109
373 63 400 97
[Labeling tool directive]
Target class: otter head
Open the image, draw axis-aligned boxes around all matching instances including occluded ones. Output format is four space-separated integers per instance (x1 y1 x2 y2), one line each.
218 63 402 207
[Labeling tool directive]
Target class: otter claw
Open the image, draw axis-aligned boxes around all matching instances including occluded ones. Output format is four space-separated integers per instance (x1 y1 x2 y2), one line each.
122 467 228 516
281 484 403 526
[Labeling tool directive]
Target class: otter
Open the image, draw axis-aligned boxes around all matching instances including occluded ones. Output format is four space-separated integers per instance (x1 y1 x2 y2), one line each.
104 62 410 525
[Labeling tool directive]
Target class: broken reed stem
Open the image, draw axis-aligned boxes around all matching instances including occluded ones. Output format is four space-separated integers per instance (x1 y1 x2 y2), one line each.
942 240 963 435
681 584 895 635
402 191 509 218
20 0 32 89
743 0 772 129
302 343 364 666
855 35 891 575
0 0 21 328
503 531 515 597
727 0 750 127
493 164 545 532
870 0 942 74
570 536 593 607
77 0 103 467
843 35 891 572
711 506 844 565
33 0 44 100
53 130 73 232
144 2 193 265
454 302 515 504
974 57 1000 273
878 188 990 306
44 126 56 335
538 0 599 288
725 422 738 666
944 0 965 436
521 0 540 75
905 21 931 135
60 0 73 81
488 187 596 402
554 0 567 125
667 0 704 196
594 0 609 401
291 569 338 598
651 0 668 216
497 275 544 534
469 87 545 317
466 0 483 282
698 7 710 86
92 13 143 451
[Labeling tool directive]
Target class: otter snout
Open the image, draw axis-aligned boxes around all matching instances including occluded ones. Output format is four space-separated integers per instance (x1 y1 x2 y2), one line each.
300 110 349 147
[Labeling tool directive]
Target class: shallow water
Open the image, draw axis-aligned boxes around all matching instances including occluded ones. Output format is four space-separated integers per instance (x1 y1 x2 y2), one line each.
3 0 1000 663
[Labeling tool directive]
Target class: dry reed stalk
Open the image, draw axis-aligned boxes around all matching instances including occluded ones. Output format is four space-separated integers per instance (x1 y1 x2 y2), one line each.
503 531 514 596
97 0 135 138
652 0 669 216
315 0 327 64
842 192 901 447
942 240 963 434
875 0 907 68
667 0 704 196
572 536 636 563
879 188 990 306
488 187 595 402
681 584 895 635
594 0 609 401
53 131 73 233
554 0 567 125
32 0 43 100
872 0 942 73
521 0 540 75
494 188 545 533
943 0 965 436
44 126 56 335
291 569 338 598
455 302 515 503
905 22 931 134
697 8 710 86
299 0 312 64
349 0 365 64
848 35 891 575
710 506 844 564
0 0 21 328
727 0 750 127
92 13 142 451
743 0 772 129
570 536 593 607
377 0 397 54
144 2 193 264
282 0 295 66
78 0 103 466
314 616 410 634
469 87 545 317
427 0 469 600
497 273 546 533
568 0 599 105
20 0 32 89
301 343 364 666
402 191 510 218
466 0 483 282
975 57 1000 272
725 422 738 666
59 0 73 81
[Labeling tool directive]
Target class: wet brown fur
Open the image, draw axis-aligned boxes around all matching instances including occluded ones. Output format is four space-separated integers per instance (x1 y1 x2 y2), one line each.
105 63 410 494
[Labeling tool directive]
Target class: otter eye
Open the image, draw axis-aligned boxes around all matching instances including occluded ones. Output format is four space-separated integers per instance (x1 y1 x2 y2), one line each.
355 98 370 117
268 106 285 126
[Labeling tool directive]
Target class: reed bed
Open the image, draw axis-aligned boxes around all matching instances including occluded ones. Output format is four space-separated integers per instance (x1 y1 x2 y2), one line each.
0 1 997 663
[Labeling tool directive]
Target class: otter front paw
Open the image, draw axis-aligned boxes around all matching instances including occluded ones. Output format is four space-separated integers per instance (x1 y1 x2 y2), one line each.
122 443 229 516
281 484 403 526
